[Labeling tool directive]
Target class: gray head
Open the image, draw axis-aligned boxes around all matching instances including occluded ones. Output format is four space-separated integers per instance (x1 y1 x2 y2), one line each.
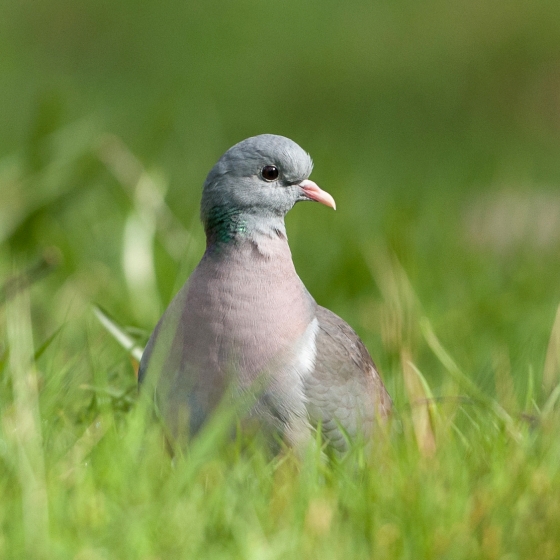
201 134 335 243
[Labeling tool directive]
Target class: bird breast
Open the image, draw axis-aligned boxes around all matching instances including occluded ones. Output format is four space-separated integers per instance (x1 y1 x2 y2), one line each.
177 239 317 386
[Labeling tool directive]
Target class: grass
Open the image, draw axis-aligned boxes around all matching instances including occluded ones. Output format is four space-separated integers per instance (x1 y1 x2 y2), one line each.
2 135 560 558
3 0 560 557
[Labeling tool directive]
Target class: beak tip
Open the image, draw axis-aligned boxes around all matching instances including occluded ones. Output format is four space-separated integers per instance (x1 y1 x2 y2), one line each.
300 179 337 211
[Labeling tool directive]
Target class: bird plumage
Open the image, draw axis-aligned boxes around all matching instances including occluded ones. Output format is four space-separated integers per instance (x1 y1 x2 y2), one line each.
139 134 391 451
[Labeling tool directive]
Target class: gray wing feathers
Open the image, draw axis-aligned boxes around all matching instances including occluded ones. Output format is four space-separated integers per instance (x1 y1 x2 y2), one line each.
305 306 392 450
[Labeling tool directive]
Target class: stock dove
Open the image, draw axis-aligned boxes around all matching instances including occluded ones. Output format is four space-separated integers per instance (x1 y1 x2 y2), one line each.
139 134 391 451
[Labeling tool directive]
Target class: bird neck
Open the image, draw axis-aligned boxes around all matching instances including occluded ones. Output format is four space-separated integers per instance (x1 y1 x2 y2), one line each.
204 206 287 249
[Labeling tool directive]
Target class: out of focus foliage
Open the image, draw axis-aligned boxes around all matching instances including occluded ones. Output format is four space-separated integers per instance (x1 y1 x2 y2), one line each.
2 1 560 558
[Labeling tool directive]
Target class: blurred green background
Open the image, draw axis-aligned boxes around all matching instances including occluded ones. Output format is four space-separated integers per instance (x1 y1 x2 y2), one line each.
3 0 560 393
3 1 560 557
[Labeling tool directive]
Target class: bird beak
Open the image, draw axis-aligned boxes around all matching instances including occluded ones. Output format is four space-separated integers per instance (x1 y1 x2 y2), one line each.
299 180 337 210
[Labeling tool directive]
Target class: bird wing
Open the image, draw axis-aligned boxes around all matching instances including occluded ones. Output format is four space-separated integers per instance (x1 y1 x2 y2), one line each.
304 305 392 450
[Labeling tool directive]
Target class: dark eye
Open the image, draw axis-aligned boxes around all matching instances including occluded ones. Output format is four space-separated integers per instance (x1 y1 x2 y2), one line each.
261 165 279 181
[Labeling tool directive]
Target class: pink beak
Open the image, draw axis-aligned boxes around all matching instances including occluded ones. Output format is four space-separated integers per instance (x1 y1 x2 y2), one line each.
299 180 336 210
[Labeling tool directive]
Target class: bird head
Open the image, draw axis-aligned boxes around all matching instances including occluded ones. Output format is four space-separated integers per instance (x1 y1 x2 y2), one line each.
201 135 335 240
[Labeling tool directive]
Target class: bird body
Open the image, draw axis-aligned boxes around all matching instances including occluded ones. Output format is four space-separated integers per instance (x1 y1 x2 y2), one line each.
139 134 391 451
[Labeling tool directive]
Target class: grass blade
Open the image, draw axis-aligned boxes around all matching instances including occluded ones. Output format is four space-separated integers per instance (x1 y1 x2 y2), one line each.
6 281 50 558
92 304 144 362
420 317 521 440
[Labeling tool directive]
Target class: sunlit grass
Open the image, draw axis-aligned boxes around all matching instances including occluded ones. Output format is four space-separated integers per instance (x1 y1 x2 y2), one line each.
0 107 560 557
3 0 560 550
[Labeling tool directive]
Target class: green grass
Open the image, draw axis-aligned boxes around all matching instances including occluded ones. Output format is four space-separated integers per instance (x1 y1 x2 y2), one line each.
3 0 560 557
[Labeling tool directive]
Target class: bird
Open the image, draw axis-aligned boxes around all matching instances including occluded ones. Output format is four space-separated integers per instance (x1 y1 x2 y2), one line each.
138 134 392 452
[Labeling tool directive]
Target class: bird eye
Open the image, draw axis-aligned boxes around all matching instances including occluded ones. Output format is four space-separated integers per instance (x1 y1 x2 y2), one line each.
261 165 279 181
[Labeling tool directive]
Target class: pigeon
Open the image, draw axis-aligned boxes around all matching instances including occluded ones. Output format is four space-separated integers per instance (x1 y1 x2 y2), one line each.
139 134 392 451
